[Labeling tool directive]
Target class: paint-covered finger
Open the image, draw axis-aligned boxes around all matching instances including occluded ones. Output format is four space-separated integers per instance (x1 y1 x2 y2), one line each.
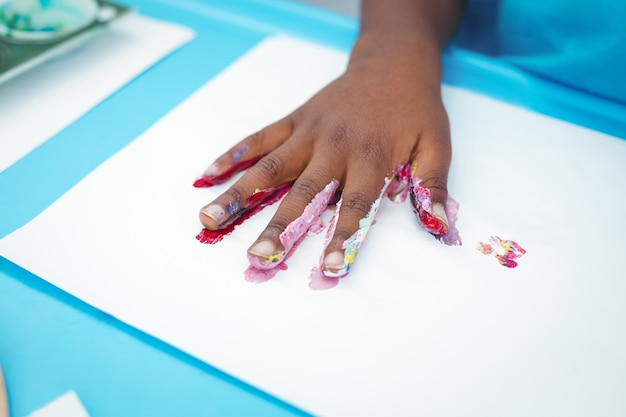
410 129 451 233
194 116 293 187
410 176 461 246
410 131 461 245
410 175 449 234
197 181 292 244
246 168 339 269
320 174 391 278
199 143 306 231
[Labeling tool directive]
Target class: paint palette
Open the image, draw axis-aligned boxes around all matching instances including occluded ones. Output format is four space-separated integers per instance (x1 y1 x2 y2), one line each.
0 0 101 44
0 0 131 84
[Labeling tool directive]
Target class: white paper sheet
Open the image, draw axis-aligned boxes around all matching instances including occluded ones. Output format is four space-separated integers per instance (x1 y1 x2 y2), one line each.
0 13 194 173
26 391 89 417
1 35 625 417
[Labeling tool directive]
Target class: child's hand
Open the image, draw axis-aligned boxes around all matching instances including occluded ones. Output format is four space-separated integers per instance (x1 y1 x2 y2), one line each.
198 0 465 277
198 33 452 276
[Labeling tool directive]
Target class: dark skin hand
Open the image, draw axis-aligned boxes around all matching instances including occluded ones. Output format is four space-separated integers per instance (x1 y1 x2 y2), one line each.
199 0 466 275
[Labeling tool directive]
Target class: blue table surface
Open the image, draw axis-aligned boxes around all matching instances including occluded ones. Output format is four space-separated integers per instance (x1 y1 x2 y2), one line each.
1 1 625 416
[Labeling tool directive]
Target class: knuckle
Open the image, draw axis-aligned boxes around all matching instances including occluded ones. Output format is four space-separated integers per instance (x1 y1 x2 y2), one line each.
246 129 266 147
256 154 284 181
419 174 448 193
302 116 321 140
423 129 451 151
291 178 321 202
263 218 291 237
288 106 306 121
291 107 305 124
329 123 350 146
224 187 243 204
357 134 389 160
343 192 373 218
331 230 353 246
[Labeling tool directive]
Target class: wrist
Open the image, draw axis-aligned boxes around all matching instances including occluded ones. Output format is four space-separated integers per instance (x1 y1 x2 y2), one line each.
347 30 443 87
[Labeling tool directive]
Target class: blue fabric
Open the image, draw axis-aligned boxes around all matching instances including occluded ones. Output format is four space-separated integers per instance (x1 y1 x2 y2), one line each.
498 0 626 103
455 0 626 104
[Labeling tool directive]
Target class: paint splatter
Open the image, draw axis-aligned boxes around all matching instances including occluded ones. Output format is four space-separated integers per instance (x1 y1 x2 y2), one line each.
231 146 249 164
477 236 526 268
225 200 240 216
193 155 265 188
196 182 292 244
245 180 339 281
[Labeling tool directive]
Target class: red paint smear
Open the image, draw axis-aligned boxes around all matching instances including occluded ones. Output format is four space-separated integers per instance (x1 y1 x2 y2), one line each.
496 255 519 268
417 207 447 235
193 155 265 188
196 181 292 244
196 228 228 244
246 182 291 206
193 177 211 188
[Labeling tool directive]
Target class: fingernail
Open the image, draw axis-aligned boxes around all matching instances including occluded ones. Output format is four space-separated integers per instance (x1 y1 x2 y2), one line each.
431 203 449 231
200 204 225 224
322 251 348 277
248 240 278 260
203 163 220 177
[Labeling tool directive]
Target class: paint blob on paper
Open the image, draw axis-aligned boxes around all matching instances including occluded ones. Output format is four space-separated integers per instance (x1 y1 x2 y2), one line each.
244 262 288 283
477 236 526 268
308 267 340 290
196 182 291 244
